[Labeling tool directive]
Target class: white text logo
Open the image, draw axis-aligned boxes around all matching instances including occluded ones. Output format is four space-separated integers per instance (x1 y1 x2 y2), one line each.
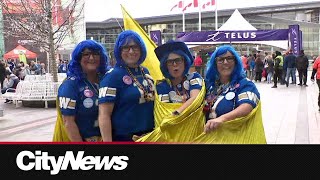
16 151 129 175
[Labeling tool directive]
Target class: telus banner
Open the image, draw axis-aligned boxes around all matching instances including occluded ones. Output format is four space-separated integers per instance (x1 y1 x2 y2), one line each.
150 30 162 46
288 24 302 55
176 30 289 43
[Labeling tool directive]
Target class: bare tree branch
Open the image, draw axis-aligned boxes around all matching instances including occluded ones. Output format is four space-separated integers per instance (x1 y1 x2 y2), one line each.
1 0 84 82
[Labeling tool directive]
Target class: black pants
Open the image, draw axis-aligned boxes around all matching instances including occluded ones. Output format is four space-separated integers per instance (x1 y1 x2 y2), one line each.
273 69 283 87
1 88 15 94
255 71 262 81
297 68 308 85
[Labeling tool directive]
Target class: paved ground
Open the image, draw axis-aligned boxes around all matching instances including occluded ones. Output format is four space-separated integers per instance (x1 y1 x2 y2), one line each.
0 73 319 144
0 102 56 141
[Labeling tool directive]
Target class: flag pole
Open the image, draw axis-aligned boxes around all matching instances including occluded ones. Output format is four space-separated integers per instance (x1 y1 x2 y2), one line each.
215 0 218 30
183 11 185 32
182 0 185 32
198 0 201 31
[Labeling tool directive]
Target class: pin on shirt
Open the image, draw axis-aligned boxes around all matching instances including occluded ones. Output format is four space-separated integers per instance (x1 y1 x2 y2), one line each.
84 89 94 98
83 98 94 108
123 75 132 85
225 92 235 100
169 91 177 100
183 80 190 90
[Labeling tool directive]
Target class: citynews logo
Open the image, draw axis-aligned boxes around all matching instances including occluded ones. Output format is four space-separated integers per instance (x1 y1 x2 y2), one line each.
16 151 129 175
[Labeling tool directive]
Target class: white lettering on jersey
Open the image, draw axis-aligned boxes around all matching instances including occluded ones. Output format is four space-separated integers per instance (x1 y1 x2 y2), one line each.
59 97 76 109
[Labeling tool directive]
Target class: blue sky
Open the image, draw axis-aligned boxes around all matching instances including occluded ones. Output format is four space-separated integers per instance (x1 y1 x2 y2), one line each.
84 0 319 22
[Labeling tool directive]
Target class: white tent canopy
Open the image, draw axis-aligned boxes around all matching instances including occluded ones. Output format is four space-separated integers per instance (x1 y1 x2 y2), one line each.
216 9 287 49
218 9 257 31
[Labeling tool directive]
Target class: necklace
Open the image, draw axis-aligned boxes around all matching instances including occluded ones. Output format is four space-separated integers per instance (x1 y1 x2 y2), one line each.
84 79 99 96
204 82 230 111
125 66 154 102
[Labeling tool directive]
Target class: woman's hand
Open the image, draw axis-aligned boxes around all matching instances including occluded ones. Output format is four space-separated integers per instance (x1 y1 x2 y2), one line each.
204 117 225 134
132 134 147 141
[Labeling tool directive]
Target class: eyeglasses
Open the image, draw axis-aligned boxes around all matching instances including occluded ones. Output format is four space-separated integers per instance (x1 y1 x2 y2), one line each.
82 51 100 59
121 45 140 52
166 57 184 66
216 56 235 64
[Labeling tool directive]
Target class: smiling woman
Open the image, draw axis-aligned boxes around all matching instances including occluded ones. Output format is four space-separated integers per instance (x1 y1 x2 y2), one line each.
98 30 155 142
203 45 260 133
54 39 109 142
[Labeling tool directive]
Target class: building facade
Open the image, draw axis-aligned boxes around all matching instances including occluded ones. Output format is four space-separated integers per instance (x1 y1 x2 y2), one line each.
87 1 320 59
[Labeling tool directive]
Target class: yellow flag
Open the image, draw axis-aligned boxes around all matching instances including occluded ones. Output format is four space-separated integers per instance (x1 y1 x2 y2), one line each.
52 78 70 142
52 97 71 142
121 5 164 81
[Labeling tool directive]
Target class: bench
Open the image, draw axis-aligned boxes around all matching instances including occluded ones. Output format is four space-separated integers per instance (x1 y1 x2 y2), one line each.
1 80 62 108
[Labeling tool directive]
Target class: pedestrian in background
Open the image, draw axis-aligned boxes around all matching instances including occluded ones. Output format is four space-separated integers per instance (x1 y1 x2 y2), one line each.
266 55 274 84
194 53 203 76
311 55 320 111
254 54 264 82
271 51 284 88
296 50 309 86
283 49 297 87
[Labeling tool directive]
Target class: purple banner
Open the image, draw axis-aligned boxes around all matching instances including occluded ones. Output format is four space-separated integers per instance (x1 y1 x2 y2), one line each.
288 24 301 55
150 30 162 46
176 29 289 42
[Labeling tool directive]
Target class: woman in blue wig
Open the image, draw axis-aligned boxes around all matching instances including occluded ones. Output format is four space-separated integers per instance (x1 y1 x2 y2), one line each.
203 45 260 133
57 39 109 142
98 30 155 142
154 40 203 115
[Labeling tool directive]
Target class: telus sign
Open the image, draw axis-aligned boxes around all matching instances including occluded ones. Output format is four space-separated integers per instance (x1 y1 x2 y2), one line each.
176 24 302 55
288 25 301 55
177 30 289 42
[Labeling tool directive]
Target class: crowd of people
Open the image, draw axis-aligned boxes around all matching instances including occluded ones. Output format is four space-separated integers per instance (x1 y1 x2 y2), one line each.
241 49 310 88
0 58 49 103
54 29 265 143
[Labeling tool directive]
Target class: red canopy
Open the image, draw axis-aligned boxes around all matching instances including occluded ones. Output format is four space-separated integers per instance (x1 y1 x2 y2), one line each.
3 45 37 59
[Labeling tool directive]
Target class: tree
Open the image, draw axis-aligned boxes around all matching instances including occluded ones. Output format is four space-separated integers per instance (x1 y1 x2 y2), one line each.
0 0 85 82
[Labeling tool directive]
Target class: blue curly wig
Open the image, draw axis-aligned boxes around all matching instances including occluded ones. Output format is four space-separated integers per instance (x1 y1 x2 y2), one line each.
159 50 192 79
67 39 109 80
114 30 147 66
205 45 245 88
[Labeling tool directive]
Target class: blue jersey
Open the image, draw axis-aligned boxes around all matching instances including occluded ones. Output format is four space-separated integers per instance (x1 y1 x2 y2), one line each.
205 78 260 120
58 76 101 139
156 72 203 103
98 65 155 141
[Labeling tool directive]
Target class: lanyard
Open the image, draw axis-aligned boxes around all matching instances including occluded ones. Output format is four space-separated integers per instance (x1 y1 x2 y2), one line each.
84 79 99 96
125 66 153 102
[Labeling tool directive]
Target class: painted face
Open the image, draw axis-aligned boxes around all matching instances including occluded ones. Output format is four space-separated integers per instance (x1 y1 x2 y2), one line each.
166 53 185 79
216 51 235 79
80 48 101 73
121 41 141 67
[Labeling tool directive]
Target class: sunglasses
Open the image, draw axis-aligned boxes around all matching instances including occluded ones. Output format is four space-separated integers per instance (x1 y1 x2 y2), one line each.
166 57 184 66
121 45 140 52
82 51 100 59
216 56 235 64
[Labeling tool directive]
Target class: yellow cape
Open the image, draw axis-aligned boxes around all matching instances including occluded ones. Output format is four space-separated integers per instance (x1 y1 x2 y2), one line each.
136 80 206 142
52 97 70 142
137 80 266 144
